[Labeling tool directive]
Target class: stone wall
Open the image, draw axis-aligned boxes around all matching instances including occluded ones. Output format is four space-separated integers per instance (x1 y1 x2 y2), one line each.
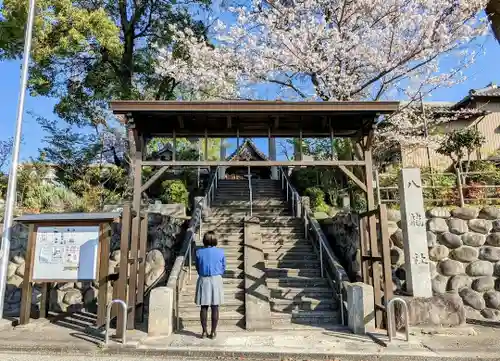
323 206 500 322
3 212 184 317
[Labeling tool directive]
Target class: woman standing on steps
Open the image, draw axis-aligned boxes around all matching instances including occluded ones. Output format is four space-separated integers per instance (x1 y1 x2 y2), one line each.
195 231 226 339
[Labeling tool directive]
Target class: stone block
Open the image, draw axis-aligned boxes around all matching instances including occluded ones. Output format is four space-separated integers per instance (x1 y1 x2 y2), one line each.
451 246 478 263
486 233 500 247
478 207 500 220
148 287 174 337
429 245 449 261
447 218 469 235
395 294 465 328
447 275 472 293
345 282 375 335
427 218 448 233
451 207 479 220
462 232 486 247
427 207 451 219
439 232 462 249
468 219 493 234
466 260 494 277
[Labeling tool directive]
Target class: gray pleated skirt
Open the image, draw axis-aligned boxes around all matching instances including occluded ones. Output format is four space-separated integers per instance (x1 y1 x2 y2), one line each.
195 275 224 306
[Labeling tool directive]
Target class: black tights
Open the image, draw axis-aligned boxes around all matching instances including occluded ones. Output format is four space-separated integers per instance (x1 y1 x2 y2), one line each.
200 305 219 334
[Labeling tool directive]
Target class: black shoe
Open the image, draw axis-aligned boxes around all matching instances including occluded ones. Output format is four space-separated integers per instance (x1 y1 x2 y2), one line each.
210 331 217 339
201 331 208 339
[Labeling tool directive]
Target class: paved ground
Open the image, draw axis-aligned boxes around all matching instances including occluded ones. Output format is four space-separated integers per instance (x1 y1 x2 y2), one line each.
2 314 500 360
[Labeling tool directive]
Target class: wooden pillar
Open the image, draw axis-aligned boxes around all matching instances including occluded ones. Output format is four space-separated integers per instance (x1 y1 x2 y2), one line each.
97 223 111 327
116 206 132 338
19 225 36 325
127 130 143 330
136 215 148 322
363 131 383 328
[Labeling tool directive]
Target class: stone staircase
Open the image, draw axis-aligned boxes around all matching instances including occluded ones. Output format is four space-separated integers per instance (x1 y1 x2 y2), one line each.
177 178 340 332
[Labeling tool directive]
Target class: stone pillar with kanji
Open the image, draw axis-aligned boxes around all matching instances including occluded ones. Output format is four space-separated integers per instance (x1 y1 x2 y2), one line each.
398 168 433 298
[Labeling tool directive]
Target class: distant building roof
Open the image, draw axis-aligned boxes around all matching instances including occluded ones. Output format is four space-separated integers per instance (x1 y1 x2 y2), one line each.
226 139 268 162
455 83 500 108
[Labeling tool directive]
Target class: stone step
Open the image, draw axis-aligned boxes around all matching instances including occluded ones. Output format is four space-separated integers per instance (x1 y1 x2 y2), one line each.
210 208 291 214
179 299 245 314
262 236 307 243
265 259 319 268
264 251 317 260
259 217 302 225
179 310 245 328
270 310 340 326
270 297 336 312
178 323 347 334
214 193 283 197
266 268 321 278
184 278 244 290
260 225 304 231
260 229 305 235
266 277 329 288
269 286 335 299
179 288 245 300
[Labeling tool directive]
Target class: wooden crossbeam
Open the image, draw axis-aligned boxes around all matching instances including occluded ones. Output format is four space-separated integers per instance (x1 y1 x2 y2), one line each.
338 165 367 193
141 166 169 192
141 160 366 167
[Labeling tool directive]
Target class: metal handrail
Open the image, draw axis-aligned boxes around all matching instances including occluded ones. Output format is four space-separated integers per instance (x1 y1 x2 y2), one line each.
184 166 220 280
172 166 220 330
105 299 128 345
246 166 253 217
277 167 349 325
387 297 410 342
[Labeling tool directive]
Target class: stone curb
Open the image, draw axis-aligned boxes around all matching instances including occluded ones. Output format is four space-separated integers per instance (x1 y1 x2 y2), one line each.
1 340 500 360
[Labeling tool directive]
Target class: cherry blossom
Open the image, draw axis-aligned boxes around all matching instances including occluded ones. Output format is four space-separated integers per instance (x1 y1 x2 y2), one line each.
156 0 490 102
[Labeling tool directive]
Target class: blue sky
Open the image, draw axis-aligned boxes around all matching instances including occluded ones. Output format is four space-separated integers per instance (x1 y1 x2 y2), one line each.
1 35 499 163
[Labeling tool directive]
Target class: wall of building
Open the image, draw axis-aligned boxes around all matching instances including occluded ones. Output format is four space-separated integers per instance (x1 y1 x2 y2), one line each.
401 105 500 170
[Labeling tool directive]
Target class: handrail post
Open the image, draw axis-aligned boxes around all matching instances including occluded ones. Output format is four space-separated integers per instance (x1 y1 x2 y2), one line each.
319 239 324 278
291 192 295 217
387 297 410 342
188 240 192 281
105 299 128 345
247 166 253 217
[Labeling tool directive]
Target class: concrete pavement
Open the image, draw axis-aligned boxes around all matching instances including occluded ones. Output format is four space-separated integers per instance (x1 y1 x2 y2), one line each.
2 314 500 360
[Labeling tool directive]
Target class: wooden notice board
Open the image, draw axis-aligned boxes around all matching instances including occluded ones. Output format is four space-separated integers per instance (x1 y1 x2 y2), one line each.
14 212 120 326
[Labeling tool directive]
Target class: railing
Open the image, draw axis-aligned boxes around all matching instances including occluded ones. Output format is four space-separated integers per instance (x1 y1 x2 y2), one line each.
376 169 500 207
166 166 220 331
247 166 253 217
105 299 127 345
277 167 350 325
386 297 410 342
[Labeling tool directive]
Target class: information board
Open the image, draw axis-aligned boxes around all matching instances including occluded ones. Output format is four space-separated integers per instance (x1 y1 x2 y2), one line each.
32 226 100 281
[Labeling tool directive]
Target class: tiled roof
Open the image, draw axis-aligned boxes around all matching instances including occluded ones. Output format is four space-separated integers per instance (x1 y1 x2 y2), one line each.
470 83 500 97
226 139 268 161
454 83 500 108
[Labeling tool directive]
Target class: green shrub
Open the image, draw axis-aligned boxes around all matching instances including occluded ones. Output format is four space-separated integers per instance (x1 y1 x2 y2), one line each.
305 187 325 208
160 179 189 206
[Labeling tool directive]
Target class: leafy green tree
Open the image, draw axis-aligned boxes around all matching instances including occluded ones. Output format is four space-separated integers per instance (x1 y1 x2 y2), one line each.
1 0 211 199
1 0 210 126
437 128 486 175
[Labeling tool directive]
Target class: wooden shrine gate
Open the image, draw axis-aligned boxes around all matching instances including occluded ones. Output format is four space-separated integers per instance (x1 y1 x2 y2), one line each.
358 204 393 329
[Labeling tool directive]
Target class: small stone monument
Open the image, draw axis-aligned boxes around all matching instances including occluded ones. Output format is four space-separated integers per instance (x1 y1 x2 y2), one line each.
398 168 433 297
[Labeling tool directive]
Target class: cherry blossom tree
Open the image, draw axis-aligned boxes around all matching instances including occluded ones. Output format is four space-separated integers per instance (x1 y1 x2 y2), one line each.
156 0 491 162
157 0 490 102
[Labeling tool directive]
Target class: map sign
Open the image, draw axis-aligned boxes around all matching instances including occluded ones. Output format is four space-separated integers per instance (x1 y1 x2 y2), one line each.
32 226 100 281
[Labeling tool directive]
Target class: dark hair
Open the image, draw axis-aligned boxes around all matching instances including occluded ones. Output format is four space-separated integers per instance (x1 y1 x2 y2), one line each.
203 231 218 247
